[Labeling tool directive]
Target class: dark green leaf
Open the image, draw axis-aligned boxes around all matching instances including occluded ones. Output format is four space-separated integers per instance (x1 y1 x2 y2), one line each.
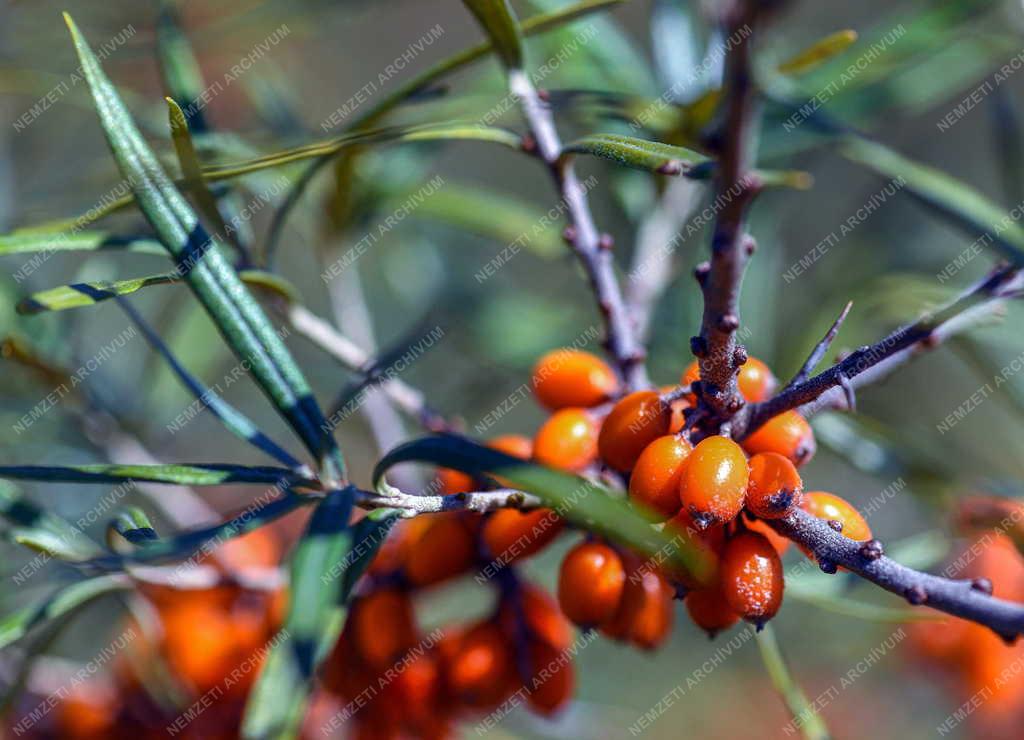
461 0 524 70
562 133 710 174
0 231 164 257
0 462 303 486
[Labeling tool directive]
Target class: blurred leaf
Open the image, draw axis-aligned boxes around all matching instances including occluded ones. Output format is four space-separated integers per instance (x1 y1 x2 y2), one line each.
0 575 129 649
777 30 858 76
842 136 1024 266
756 624 831 740
0 231 164 257
0 463 304 486
788 588 943 623
0 483 101 561
373 434 718 586
107 506 159 552
242 489 356 739
64 14 344 480
166 98 230 238
462 0 524 70
155 0 209 132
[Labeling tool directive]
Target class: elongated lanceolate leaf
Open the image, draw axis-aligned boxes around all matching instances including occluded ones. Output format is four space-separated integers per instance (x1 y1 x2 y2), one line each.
461 0 524 70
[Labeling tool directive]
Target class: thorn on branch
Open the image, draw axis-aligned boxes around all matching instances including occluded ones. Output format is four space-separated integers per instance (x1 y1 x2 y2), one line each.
839 373 856 412
562 225 578 244
786 300 853 388
694 262 711 286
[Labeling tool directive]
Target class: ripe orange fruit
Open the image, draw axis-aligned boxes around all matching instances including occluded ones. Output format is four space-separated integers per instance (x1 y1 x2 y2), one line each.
598 391 672 472
746 517 791 556
445 621 516 708
160 596 242 692
482 508 564 563
745 452 803 519
800 491 871 542
678 436 749 527
721 532 784 625
741 410 816 466
351 588 417 671
437 467 474 495
533 408 599 472
55 685 118 739
503 583 573 651
557 541 626 626
681 356 775 402
524 640 575 715
685 584 740 637
602 563 674 649
532 348 619 410
488 434 533 459
403 513 477 587
629 435 692 520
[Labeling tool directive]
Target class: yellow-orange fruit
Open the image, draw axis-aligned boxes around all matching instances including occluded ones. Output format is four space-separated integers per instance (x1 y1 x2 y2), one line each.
445 622 516 708
800 491 871 541
598 391 672 472
501 584 573 651
403 513 477 587
745 452 803 519
557 541 626 626
601 565 674 649
628 435 692 520
721 532 784 624
532 348 619 410
746 517 792 556
351 588 417 671
524 640 575 715
678 436 749 527
488 434 533 460
437 467 474 495
685 584 740 637
55 686 118 739
533 408 599 472
482 508 563 563
681 356 776 403
741 411 816 466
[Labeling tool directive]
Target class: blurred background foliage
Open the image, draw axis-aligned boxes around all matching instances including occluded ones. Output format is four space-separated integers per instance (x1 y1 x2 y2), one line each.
2 0 1024 737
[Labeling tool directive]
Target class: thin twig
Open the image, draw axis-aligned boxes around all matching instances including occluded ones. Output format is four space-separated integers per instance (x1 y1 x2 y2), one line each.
510 69 649 391
732 267 1022 440
693 2 761 420
784 300 853 389
357 487 542 515
772 508 1024 641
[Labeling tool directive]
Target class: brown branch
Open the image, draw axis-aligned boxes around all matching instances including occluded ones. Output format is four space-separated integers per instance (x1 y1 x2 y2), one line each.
694 3 761 421
510 70 649 391
772 508 1024 641
732 266 1023 440
784 300 853 389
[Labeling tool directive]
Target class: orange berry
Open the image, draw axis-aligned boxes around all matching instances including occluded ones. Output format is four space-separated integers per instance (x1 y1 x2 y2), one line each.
351 588 417 671
445 621 516 708
629 435 692 520
557 541 626 626
745 452 803 519
533 408 599 472
598 391 672 472
666 509 726 552
55 685 118 739
488 434 533 459
721 532 784 625
685 584 740 637
681 356 775 402
800 491 871 541
601 564 674 649
509 584 573 651
532 348 619 410
482 508 564 563
524 640 575 715
404 513 477 587
392 648 443 727
217 526 281 571
437 467 474 495
746 517 791 556
678 436 749 527
741 410 816 466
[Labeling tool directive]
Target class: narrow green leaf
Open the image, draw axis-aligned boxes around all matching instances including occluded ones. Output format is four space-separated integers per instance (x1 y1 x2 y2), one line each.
462 0 524 70
842 136 1024 266
64 14 343 481
0 483 104 561
373 435 718 586
243 489 357 739
0 231 164 257
562 133 710 174
0 575 130 650
16 273 179 314
0 463 303 486
107 506 159 552
155 0 209 132
166 97 230 238
777 30 859 76
756 624 832 740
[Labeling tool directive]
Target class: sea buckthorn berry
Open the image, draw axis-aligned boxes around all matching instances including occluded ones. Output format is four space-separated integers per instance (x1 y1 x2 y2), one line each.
681 356 776 402
678 436 749 528
404 513 477 587
446 621 516 708
801 491 872 541
55 685 118 739
598 391 672 472
488 434 533 460
351 588 417 671
601 563 674 649
437 467 474 495
721 531 784 625
746 517 791 556
685 584 740 637
558 541 626 626
746 452 803 519
534 408 599 472
482 508 564 563
629 435 692 520
741 410 816 466
667 509 726 553
524 640 575 715
503 584 573 651
532 348 619 410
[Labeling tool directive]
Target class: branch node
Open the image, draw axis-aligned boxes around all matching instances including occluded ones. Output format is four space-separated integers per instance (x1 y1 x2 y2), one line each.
827 519 844 533
690 336 708 357
718 313 740 332
598 233 615 251
819 559 838 574
905 586 928 605
657 159 684 176
562 225 578 244
860 539 885 561
971 577 994 595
